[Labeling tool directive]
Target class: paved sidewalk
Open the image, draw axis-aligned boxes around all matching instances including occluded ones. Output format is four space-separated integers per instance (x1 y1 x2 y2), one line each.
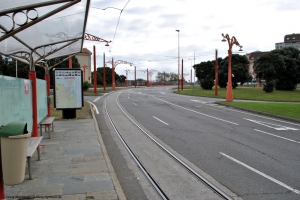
4 118 124 200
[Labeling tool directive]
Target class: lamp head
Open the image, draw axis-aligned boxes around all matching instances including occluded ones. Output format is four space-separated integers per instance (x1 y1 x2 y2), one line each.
176 30 180 32
239 46 243 51
221 38 226 42
105 43 109 46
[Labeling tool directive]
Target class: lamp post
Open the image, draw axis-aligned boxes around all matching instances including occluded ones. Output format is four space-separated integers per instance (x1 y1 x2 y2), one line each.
176 30 180 91
221 33 243 102
215 49 218 96
84 33 111 94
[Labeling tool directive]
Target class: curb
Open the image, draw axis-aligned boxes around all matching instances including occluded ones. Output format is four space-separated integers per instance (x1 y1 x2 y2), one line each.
90 105 126 200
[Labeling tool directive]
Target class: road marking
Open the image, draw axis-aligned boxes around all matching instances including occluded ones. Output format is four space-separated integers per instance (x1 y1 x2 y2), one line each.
153 96 238 125
87 101 99 114
254 129 300 144
93 93 108 102
133 103 138 106
93 96 101 102
244 118 299 131
220 152 300 194
161 92 166 94
153 116 169 125
194 106 202 107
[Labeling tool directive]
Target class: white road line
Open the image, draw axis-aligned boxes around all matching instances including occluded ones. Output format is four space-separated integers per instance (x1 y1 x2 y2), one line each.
153 96 238 125
153 116 169 125
133 103 138 106
87 101 99 114
93 96 101 102
245 118 299 130
220 152 300 194
93 93 108 102
254 129 300 144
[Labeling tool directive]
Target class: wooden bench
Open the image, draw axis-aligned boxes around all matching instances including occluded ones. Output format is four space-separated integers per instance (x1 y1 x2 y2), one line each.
39 116 55 139
27 136 43 180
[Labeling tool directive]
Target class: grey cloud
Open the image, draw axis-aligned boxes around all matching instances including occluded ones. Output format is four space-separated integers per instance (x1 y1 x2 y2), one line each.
158 13 185 28
125 6 166 15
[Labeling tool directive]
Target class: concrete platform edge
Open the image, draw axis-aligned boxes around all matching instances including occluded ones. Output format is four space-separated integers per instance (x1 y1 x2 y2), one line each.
90 104 126 200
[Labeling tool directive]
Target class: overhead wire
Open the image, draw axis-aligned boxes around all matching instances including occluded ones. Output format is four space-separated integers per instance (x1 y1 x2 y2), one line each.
110 0 131 51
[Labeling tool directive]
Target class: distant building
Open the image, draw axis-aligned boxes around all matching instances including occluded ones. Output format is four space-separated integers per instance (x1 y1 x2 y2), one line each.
75 48 92 83
275 33 300 50
246 51 269 80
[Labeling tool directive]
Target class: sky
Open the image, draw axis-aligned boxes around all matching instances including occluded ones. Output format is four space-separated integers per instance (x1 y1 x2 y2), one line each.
82 0 300 81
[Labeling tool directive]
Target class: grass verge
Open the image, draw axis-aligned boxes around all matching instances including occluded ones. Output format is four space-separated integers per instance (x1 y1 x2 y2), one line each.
218 102 300 120
50 97 92 120
176 86 300 102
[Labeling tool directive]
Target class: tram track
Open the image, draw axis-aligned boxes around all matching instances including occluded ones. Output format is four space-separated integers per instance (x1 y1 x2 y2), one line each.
104 92 232 200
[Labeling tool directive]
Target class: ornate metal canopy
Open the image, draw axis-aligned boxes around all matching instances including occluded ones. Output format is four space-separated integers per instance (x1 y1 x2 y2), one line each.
0 0 91 70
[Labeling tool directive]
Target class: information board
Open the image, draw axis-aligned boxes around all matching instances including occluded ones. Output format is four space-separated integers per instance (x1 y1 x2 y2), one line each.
53 69 83 110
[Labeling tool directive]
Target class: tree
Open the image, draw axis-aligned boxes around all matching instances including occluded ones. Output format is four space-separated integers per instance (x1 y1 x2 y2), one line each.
218 54 249 89
272 47 300 90
194 61 214 90
92 66 120 85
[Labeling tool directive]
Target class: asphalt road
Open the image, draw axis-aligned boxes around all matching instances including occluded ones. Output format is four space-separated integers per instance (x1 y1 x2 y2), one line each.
86 86 300 200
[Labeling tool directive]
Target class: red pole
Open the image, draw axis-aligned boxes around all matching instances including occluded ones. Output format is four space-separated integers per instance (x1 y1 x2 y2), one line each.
215 49 218 96
93 45 97 94
68 55 72 68
134 66 136 88
45 74 51 117
103 53 106 91
112 58 115 90
164 72 166 86
29 71 38 137
181 59 183 90
226 49 233 102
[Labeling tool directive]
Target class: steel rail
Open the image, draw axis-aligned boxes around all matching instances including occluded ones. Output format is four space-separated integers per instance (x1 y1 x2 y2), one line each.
104 100 170 200
115 92 232 200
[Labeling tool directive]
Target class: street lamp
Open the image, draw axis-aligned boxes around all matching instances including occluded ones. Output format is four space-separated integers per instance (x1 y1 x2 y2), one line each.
221 33 243 102
176 30 180 91
106 60 132 90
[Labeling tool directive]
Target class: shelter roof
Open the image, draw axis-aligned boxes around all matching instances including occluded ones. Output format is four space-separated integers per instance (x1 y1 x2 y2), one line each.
0 0 90 69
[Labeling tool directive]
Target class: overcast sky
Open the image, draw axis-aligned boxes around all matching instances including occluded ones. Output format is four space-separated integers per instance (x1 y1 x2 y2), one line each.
82 0 300 81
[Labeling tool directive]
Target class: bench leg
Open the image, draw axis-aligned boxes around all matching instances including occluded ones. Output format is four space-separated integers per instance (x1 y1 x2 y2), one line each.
48 125 51 139
37 146 41 161
39 125 42 137
52 122 54 132
27 157 32 180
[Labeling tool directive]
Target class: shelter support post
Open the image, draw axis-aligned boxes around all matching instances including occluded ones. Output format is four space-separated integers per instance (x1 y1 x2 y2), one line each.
29 71 38 137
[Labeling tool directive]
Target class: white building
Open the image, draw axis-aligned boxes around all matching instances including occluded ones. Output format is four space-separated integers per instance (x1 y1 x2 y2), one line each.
75 48 92 83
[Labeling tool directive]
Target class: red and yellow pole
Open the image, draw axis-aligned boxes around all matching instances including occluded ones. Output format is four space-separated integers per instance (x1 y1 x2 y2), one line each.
215 49 218 96
226 50 233 102
103 53 106 91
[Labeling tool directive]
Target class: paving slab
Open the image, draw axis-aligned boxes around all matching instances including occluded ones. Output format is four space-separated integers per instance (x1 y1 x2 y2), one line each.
4 119 123 200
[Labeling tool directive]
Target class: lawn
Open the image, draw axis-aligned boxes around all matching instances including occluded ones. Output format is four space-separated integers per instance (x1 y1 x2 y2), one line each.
219 102 300 120
176 85 300 102
175 85 300 121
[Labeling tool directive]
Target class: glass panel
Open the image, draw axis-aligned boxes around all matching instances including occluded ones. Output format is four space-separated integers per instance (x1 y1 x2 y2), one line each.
37 78 47 123
0 75 33 132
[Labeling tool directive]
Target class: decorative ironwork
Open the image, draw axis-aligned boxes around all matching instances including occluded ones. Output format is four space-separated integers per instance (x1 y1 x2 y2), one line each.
85 33 111 46
106 60 132 67
221 33 243 51
0 9 38 33
9 51 31 63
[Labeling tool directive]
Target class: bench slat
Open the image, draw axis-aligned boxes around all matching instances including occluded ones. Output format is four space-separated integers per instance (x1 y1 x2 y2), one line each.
40 117 55 125
27 137 43 158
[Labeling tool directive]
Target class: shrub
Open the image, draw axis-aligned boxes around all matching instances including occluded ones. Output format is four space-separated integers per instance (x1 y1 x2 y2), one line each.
83 81 90 91
263 80 275 93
